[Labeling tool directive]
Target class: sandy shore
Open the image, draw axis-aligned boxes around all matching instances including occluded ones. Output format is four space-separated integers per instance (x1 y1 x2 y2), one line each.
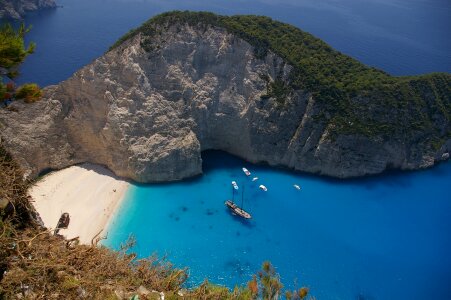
29 164 129 244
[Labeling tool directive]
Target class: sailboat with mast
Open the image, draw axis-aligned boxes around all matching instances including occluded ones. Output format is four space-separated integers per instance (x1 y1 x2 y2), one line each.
225 182 252 219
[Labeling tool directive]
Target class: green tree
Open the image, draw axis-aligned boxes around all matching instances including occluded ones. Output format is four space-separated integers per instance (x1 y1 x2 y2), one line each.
0 23 40 103
259 261 284 300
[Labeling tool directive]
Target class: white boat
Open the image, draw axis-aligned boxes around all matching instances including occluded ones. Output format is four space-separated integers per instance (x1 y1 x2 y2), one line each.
242 167 251 176
232 181 239 190
293 184 301 190
259 185 268 192
252 177 259 182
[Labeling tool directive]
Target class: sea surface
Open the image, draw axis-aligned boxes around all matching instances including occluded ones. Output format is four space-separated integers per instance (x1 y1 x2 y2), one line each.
6 0 451 299
13 0 451 86
104 152 451 299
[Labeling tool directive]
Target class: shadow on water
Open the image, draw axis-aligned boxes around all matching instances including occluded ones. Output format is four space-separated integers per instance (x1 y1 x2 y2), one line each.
224 208 255 229
93 150 450 192
131 171 204 189
356 292 376 300
205 208 218 216
168 212 181 222
201 150 451 189
224 258 252 276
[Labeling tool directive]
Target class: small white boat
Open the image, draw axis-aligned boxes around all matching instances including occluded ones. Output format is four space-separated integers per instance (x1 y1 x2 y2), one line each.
252 177 259 182
293 184 301 190
242 167 251 176
232 181 239 190
259 185 268 192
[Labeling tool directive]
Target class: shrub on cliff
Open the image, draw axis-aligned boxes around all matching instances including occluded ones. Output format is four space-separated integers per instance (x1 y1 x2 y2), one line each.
15 83 42 103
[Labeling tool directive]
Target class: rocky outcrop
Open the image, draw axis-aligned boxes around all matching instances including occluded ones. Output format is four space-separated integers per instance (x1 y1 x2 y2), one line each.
0 0 56 19
0 16 449 182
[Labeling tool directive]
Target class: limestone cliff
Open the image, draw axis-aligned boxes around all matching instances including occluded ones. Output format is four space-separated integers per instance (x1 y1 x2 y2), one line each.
0 0 56 19
0 12 449 182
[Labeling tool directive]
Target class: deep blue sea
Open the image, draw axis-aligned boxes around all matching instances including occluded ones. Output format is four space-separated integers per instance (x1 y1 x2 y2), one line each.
14 0 451 86
7 0 451 298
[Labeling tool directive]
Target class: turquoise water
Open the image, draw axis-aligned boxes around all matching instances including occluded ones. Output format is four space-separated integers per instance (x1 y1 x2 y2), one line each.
104 151 451 299
7 0 450 298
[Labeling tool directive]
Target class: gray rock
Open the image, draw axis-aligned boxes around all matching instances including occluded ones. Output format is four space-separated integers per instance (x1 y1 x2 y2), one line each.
0 0 57 19
0 23 449 182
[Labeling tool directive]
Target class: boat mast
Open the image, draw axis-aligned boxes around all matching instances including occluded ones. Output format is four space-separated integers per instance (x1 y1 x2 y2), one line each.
241 184 244 209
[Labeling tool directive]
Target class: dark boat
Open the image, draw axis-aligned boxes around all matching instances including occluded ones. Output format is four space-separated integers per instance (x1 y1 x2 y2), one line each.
54 212 70 235
225 200 251 219
225 183 252 219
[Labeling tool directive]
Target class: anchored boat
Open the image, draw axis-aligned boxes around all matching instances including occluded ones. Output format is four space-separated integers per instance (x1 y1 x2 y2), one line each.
232 181 239 190
242 167 251 176
225 200 251 219
225 182 251 219
259 184 268 192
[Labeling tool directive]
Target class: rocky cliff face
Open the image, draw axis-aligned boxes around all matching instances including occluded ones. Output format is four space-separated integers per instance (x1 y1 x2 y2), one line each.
0 0 56 19
0 18 449 182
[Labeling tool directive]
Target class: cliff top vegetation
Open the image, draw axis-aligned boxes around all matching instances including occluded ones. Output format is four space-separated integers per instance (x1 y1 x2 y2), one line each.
112 11 450 149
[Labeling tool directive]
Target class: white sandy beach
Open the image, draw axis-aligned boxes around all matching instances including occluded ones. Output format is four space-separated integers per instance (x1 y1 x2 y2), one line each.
29 164 129 244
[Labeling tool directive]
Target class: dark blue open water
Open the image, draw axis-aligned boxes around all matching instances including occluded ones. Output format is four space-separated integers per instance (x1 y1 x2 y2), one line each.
14 0 451 87
7 0 451 298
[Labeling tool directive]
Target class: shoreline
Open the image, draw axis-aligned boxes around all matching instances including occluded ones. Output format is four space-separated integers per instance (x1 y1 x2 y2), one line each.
29 164 130 244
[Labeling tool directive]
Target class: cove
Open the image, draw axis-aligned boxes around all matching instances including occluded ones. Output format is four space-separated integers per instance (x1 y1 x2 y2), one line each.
104 151 451 300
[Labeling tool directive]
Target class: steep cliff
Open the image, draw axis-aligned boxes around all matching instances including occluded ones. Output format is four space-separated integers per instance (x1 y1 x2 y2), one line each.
0 11 449 182
0 0 56 19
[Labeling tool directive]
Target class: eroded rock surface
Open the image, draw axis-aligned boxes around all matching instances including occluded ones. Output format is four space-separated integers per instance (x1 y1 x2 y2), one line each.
0 22 449 182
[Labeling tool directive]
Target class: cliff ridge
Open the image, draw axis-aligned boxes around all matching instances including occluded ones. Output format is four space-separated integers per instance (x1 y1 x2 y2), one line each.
0 12 449 182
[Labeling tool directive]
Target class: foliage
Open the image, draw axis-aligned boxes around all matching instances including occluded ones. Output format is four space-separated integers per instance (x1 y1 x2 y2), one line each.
0 23 35 74
111 11 451 147
262 79 291 106
285 287 310 300
185 262 312 300
259 261 283 299
0 23 41 104
15 83 42 103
